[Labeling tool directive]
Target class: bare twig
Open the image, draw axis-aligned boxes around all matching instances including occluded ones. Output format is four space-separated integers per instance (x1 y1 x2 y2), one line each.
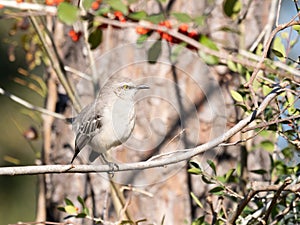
245 12 300 87
243 114 300 132
0 86 66 120
229 178 297 224
261 178 292 225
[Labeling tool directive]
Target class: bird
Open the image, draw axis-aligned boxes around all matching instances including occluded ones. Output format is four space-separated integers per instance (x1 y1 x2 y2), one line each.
68 76 149 164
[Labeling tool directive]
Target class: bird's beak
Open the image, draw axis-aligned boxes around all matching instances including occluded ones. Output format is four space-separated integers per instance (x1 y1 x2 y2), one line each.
137 84 150 90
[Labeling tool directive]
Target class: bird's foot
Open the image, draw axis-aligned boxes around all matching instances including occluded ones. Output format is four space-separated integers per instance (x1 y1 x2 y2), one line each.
107 162 119 177
100 153 119 177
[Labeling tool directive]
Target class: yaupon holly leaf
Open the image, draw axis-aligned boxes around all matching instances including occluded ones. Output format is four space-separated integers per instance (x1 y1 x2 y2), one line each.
107 0 128 15
207 159 217 175
88 28 103 50
171 12 192 23
128 11 147 21
57 2 79 25
230 90 244 102
148 40 162 64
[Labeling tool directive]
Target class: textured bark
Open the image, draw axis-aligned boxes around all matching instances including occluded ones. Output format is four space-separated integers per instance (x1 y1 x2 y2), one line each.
45 0 272 224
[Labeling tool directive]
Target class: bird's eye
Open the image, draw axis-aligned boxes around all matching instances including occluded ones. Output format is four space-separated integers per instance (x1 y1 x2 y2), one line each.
123 85 128 89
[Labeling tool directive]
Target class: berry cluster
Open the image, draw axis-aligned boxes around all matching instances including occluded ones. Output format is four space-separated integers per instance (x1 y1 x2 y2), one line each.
136 20 200 46
68 29 82 42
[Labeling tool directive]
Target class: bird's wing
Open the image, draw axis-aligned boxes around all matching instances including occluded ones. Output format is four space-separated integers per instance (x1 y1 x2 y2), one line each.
71 113 102 163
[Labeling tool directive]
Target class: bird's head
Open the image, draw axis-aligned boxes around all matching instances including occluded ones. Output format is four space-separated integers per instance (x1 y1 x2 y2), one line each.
113 81 149 100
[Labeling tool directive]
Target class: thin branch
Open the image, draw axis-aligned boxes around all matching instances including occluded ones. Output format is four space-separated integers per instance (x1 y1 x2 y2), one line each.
243 114 300 132
0 86 66 120
0 0 57 15
1 1 300 80
229 178 297 224
28 13 82 112
0 83 288 176
219 128 265 146
64 66 93 81
261 178 292 224
245 11 300 87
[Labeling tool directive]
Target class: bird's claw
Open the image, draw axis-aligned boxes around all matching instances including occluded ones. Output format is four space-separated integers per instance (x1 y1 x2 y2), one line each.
107 162 119 177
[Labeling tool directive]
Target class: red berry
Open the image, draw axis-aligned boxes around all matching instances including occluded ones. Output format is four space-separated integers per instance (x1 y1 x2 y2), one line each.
161 33 173 42
45 0 55 5
114 11 123 18
136 26 150 35
164 20 172 29
91 1 99 10
188 30 199 39
178 24 188 33
68 29 76 37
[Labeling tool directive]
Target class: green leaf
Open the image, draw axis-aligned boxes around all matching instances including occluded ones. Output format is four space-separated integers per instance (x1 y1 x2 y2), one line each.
230 90 243 102
190 192 203 208
227 60 238 72
148 40 162 64
171 42 187 63
199 52 219 65
198 36 219 65
96 7 110 16
235 103 247 112
136 34 149 45
57 206 66 212
83 207 90 216
262 85 272 96
107 0 128 15
199 35 218 50
201 174 214 184
76 213 87 218
65 198 74 206
207 160 217 175
65 205 77 215
249 169 267 175
192 216 205 225
57 2 79 25
82 0 94 10
223 0 241 19
188 161 203 174
193 16 205 26
293 25 300 31
272 36 286 60
145 13 164 24
77 196 85 208
188 167 202 175
260 140 274 152
171 12 192 23
209 186 225 194
128 11 147 21
271 49 284 58
225 168 235 182
88 28 103 50
189 161 202 169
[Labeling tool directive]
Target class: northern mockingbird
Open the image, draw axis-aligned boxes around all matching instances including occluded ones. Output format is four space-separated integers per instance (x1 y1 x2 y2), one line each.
69 77 149 164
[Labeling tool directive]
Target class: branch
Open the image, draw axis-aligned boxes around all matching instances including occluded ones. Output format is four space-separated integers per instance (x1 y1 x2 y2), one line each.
261 178 292 224
0 83 287 176
1 1 300 80
229 178 296 224
0 86 66 120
